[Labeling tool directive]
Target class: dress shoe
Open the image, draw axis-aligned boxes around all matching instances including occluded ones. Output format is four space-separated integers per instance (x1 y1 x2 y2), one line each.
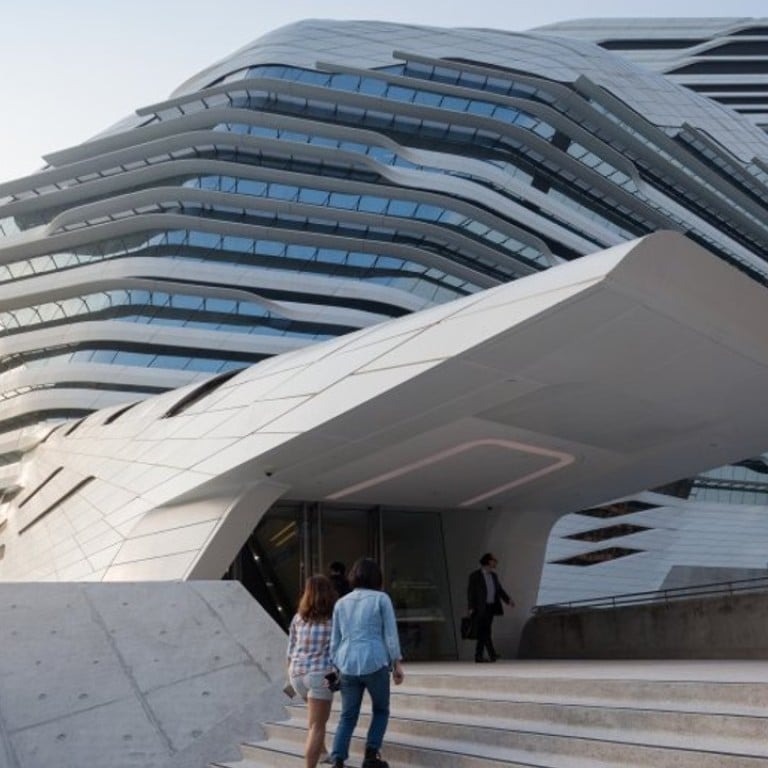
474 657 491 663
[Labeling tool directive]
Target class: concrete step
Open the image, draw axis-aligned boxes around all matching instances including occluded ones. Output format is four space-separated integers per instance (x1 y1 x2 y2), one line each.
387 692 768 751
233 733 651 768
403 671 768 715
261 714 768 768
275 681 768 755
212 663 768 768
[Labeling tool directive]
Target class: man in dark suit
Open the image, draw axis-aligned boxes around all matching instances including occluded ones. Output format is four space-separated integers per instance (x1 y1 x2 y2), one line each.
466 552 514 662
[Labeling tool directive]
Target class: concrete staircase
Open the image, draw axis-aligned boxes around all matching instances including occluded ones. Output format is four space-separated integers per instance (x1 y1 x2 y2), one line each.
211 661 768 767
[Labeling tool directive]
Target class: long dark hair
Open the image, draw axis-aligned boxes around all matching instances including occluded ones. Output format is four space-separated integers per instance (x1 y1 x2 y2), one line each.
348 557 383 590
298 575 336 622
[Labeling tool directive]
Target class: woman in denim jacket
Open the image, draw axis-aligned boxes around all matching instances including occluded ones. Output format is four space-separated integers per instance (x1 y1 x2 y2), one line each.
329 558 405 768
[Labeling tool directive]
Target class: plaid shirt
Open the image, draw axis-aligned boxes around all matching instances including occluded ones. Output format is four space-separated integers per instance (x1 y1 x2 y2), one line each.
287 614 333 677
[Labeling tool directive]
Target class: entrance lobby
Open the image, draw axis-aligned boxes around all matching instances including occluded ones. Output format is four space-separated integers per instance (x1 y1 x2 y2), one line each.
229 501 459 660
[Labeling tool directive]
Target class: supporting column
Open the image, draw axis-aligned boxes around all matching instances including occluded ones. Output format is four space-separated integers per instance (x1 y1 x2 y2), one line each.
442 505 560 659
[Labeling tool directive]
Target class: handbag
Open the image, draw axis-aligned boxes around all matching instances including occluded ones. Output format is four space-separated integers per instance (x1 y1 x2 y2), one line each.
324 670 341 692
460 614 477 640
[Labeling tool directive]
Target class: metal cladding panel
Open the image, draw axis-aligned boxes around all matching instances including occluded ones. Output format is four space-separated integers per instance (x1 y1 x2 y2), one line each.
2 234 768 583
3 19 768 603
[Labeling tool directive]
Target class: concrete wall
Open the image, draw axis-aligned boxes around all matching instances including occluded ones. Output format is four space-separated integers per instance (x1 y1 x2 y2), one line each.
519 589 768 659
0 581 288 768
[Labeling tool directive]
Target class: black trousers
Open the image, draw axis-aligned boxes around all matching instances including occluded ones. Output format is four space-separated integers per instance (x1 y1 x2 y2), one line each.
474 605 497 660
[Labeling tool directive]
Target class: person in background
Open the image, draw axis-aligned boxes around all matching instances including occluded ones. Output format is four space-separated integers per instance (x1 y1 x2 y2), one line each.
466 552 514 663
287 575 337 768
328 560 351 597
329 557 404 768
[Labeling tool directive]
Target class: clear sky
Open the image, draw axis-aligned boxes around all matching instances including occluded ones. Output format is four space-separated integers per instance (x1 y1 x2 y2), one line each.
1 0 766 184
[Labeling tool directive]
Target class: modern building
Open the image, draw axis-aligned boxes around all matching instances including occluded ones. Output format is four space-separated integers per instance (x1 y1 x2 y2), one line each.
522 17 768 603
534 17 768 133
3 19 768 662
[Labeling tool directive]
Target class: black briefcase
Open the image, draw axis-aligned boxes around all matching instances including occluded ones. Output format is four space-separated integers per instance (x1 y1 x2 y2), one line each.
460 614 477 640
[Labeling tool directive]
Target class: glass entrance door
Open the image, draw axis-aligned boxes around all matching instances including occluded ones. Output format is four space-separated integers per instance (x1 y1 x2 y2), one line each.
383 510 456 660
317 505 378 581
232 501 458 659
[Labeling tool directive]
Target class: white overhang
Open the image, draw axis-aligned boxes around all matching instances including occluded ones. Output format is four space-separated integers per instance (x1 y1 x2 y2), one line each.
6 230 768 582
236 230 768 514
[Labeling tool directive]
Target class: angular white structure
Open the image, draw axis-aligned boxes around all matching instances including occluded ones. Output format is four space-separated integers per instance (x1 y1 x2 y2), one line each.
3 20 768 653
4 231 768 653
2 19 768 451
536 17 768 132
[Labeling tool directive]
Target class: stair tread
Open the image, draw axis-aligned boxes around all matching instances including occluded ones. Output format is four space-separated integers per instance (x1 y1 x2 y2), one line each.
252 718 768 765
395 686 768 717
286 680 768 717
239 735 653 768
275 703 768 756
285 690 768 719
216 668 768 767
397 683 768 715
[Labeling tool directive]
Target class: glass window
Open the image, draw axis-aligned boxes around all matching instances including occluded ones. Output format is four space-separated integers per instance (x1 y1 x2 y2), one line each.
91 350 117 364
359 196 388 214
383 509 457 661
113 351 152 367
347 252 375 267
150 354 188 370
298 188 329 205
256 240 284 256
415 204 442 222
413 91 442 107
468 100 495 117
318 248 345 264
223 235 252 253
172 295 203 310
359 78 387 97
286 244 316 261
329 74 360 91
189 231 221 248
267 184 297 201
387 200 417 217
238 180 267 196
339 141 368 154
386 85 415 103
375 255 404 270
186 358 222 372
329 193 359 210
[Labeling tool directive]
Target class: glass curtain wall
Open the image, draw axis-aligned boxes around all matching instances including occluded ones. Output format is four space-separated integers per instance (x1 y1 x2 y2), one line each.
229 501 457 660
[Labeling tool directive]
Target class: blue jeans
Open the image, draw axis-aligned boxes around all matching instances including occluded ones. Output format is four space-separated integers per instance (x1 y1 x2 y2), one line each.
331 666 390 762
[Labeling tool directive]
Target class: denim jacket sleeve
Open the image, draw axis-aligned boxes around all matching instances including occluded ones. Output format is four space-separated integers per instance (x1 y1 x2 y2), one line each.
329 600 341 666
380 592 402 664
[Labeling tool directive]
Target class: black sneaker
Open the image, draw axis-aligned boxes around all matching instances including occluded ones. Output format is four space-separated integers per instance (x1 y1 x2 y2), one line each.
362 748 389 768
332 759 344 768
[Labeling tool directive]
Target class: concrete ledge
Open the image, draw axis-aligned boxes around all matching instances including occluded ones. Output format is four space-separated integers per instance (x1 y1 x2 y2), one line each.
519 590 768 659
0 581 287 768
